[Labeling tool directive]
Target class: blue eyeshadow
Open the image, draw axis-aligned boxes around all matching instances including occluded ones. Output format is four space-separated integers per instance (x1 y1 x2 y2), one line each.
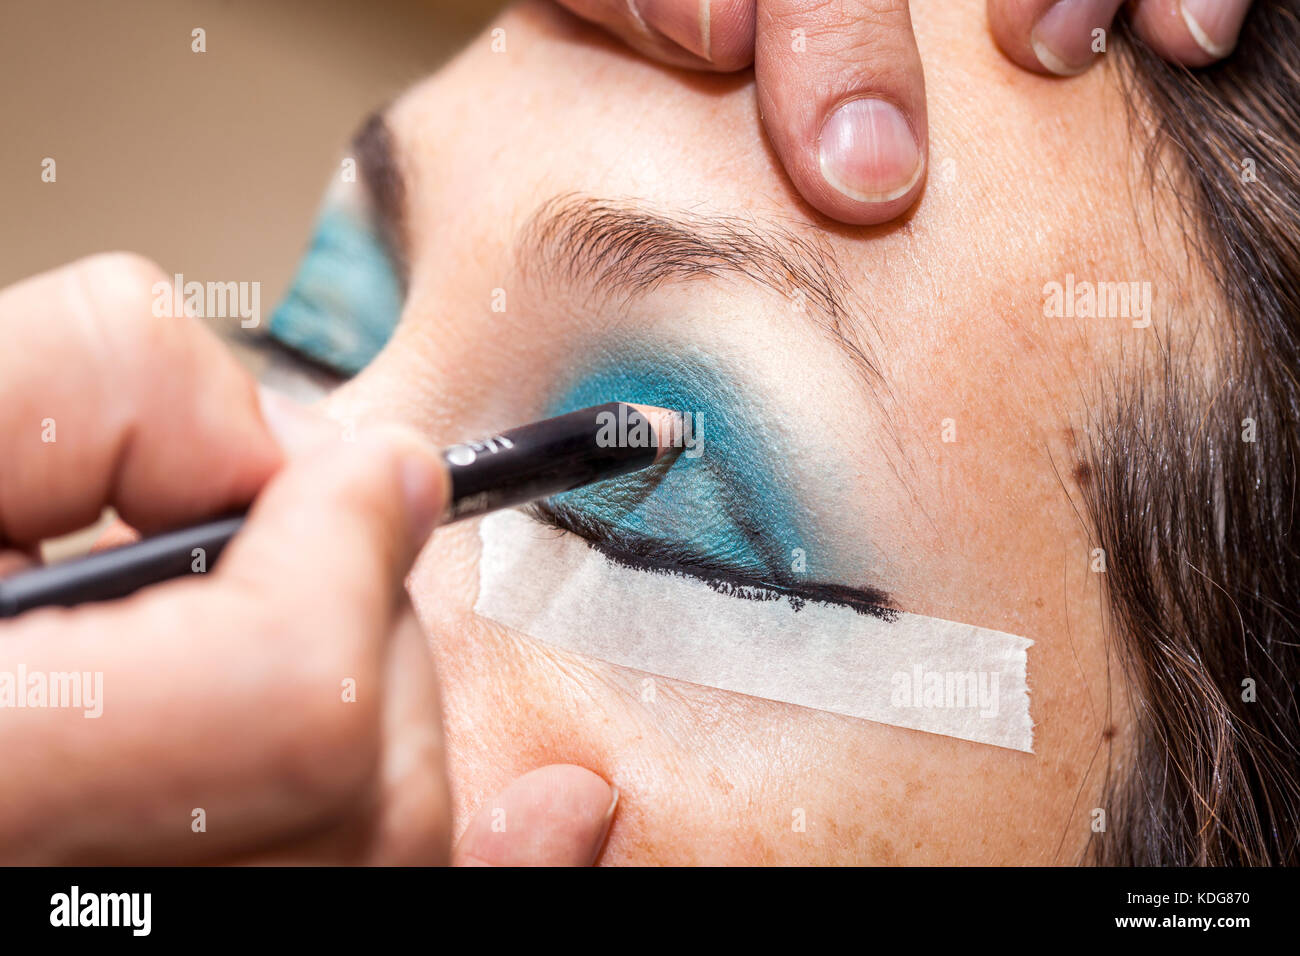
268 201 403 376
545 348 822 578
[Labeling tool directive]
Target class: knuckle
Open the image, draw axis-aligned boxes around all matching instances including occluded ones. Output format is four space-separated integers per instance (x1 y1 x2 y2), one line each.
64 252 184 369
76 250 168 286
72 252 170 314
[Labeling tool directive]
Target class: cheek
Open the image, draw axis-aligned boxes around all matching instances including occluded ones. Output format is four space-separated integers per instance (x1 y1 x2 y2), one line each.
395 507 1041 863
402 518 811 861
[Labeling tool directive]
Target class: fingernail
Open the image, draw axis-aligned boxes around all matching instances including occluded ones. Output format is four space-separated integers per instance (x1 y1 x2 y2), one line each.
588 785 620 866
818 98 923 205
640 0 711 60
257 385 331 454
1031 0 1122 76
1181 0 1249 58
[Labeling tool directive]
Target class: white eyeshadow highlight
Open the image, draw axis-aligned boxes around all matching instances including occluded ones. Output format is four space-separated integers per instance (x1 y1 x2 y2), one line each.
476 510 1035 753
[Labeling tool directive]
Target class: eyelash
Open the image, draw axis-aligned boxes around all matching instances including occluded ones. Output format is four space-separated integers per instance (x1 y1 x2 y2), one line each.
526 500 897 621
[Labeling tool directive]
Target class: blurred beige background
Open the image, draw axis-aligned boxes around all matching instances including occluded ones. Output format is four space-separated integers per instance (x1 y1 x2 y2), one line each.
1 0 507 294
2 0 508 558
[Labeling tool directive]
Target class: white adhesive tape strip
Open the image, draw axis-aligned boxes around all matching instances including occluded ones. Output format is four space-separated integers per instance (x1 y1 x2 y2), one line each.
475 510 1034 753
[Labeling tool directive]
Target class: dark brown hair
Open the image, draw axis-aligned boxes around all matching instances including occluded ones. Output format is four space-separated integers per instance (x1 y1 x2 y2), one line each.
1086 1 1300 864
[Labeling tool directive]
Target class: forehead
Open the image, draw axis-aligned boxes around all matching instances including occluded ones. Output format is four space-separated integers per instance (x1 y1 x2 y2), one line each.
387 1 1148 291
383 1 1158 420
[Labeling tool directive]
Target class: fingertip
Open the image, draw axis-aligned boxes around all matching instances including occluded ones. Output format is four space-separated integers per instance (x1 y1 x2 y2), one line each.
701 0 758 70
370 424 450 549
1132 0 1251 67
989 0 1055 74
755 0 928 226
1180 0 1250 59
1024 0 1127 76
454 765 618 866
636 0 756 70
331 423 448 562
200 379 284 518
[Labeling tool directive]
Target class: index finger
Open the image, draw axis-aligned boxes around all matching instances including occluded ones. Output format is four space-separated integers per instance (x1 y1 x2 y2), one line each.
0 253 281 547
0 429 448 863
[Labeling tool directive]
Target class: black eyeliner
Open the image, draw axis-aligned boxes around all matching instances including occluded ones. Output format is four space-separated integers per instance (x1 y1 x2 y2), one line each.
528 499 897 620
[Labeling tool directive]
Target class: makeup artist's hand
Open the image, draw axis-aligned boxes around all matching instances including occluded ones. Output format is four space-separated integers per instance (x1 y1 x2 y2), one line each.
0 254 616 865
554 0 1254 224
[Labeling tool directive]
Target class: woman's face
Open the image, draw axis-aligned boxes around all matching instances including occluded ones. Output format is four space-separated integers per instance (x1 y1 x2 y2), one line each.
321 0 1194 863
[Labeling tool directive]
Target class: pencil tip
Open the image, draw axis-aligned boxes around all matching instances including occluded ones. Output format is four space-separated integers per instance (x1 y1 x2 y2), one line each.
625 403 685 463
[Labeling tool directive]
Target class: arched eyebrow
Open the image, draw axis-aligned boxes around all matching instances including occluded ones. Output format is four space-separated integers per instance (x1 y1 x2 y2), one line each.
515 193 888 393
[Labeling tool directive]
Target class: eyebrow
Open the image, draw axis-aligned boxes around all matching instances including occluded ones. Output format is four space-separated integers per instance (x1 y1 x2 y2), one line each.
351 111 408 277
516 193 887 392
357 111 886 395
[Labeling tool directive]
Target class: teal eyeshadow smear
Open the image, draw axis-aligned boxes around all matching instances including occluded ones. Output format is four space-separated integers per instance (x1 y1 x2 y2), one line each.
545 351 823 579
268 202 403 376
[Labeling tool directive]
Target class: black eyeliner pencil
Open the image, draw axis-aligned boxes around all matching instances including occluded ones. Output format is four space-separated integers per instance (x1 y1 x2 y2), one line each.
0 401 682 619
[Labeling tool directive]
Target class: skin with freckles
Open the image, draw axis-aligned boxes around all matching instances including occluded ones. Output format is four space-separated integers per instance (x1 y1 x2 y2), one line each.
311 0 1219 862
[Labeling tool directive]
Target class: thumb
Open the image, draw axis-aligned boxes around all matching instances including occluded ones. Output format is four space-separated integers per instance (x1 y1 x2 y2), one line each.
756 0 928 225
454 765 618 866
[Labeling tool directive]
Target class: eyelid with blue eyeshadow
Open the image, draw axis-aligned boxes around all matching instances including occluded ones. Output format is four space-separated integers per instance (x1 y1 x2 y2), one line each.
533 349 895 619
268 197 404 376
